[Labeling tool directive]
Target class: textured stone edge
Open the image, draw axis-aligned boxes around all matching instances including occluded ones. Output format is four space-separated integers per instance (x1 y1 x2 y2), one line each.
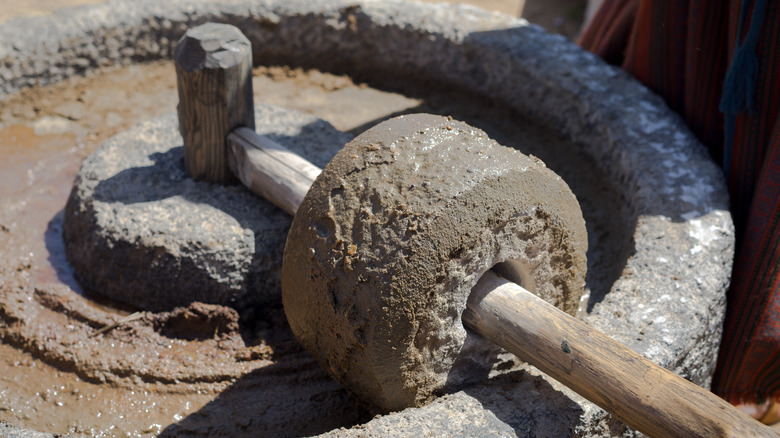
0 422 53 438
0 1 734 436
63 104 353 311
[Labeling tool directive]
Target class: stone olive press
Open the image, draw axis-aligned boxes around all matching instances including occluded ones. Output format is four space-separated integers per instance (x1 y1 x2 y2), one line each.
2 0 749 436
170 22 771 436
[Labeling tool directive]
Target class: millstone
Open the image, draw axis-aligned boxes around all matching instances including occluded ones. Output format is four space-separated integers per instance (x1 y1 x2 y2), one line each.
283 113 587 411
63 104 353 311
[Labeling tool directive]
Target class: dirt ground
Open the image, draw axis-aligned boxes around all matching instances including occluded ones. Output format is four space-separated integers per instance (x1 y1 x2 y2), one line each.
0 1 597 437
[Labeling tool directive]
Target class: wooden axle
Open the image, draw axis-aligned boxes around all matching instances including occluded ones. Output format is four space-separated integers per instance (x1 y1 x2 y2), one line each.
227 125 771 437
175 22 775 437
227 127 320 216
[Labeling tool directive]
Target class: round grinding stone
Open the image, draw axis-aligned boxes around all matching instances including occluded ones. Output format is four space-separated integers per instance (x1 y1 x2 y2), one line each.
282 114 587 412
63 104 353 311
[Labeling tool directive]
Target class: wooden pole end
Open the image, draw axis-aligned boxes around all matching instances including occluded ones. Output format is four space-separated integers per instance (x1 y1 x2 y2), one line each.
175 22 255 184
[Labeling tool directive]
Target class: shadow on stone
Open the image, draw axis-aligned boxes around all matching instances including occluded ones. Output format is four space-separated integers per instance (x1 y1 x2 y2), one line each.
159 352 364 438
460 370 586 437
44 209 85 294
6 2 735 435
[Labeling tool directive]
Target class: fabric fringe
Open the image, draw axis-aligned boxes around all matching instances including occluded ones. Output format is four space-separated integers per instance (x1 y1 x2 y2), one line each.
719 0 768 176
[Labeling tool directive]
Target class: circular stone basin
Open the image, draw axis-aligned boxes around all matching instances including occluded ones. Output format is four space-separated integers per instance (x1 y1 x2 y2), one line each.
0 0 734 436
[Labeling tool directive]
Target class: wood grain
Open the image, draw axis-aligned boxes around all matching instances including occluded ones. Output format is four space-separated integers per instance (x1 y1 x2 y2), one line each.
174 22 254 183
227 127 320 216
221 113 774 436
218 107 773 437
464 271 776 437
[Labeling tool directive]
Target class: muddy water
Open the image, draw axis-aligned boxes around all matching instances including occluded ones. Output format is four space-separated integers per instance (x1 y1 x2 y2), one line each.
0 341 215 436
0 63 205 436
0 61 629 436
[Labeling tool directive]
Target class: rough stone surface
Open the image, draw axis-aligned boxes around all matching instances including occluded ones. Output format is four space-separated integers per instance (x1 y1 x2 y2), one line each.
63 104 352 311
2 0 734 436
321 364 635 438
283 114 587 412
0 423 53 438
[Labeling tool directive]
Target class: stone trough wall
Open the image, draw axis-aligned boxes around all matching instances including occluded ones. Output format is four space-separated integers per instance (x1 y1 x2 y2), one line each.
0 1 734 436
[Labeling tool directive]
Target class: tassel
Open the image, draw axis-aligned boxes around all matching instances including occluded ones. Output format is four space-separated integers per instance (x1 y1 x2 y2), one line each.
719 0 767 115
719 41 759 115
719 0 768 176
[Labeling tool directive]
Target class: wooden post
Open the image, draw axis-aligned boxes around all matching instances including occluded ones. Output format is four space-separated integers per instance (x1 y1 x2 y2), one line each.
174 22 255 183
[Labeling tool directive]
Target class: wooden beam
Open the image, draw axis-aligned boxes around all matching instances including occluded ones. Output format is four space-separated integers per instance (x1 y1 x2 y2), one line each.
173 22 776 438
227 127 320 216
464 272 776 437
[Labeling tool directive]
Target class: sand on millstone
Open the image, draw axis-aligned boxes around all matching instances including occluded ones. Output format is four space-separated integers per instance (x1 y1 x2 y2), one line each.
283 114 587 412
63 104 353 311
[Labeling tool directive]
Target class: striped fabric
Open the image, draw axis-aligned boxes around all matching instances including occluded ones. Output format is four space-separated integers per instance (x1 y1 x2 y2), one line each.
579 0 780 405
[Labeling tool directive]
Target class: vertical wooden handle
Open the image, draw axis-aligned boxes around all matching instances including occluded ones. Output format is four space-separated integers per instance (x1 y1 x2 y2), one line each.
175 22 255 183
464 271 776 437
